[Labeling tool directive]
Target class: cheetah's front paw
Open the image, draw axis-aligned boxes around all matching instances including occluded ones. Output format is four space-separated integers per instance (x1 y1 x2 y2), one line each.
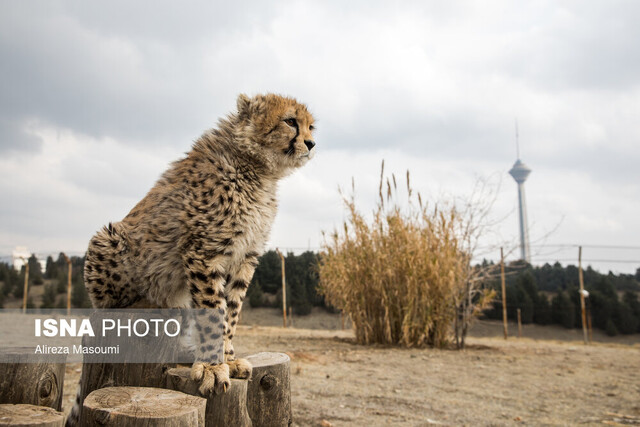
228 358 252 379
190 362 230 396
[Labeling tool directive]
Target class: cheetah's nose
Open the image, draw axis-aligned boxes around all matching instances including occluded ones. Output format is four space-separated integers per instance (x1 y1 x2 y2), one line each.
304 140 316 151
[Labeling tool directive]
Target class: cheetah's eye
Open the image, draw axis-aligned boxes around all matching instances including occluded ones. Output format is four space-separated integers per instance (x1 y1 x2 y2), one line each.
309 124 315 131
284 118 297 127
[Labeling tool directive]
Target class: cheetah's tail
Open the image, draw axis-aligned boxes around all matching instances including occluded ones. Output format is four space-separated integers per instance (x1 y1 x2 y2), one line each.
65 382 81 426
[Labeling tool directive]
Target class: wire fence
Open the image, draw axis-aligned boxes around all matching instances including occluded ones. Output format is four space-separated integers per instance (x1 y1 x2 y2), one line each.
1 243 639 272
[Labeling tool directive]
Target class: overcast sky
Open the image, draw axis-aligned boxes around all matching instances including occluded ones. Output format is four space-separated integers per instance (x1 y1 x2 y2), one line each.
1 1 639 274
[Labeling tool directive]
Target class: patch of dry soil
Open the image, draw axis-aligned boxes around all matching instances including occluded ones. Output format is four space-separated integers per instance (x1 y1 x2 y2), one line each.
60 309 640 426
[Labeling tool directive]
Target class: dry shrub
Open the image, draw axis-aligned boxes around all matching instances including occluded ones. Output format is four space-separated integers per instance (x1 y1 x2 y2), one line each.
318 162 495 349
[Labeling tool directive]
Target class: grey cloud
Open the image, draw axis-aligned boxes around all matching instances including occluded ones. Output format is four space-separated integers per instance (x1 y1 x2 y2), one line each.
0 118 43 153
1 1 639 272
501 2 640 91
0 1 274 149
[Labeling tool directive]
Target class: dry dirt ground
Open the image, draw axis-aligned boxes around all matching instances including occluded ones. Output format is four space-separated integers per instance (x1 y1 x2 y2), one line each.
61 307 640 426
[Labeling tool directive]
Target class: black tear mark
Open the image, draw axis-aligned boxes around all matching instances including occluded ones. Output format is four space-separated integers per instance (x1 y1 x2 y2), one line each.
284 121 299 155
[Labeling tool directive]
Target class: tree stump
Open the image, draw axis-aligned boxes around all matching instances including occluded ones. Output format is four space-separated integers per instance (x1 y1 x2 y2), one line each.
78 362 174 422
80 386 206 427
165 367 251 427
0 349 66 411
0 404 64 427
77 309 195 419
245 353 291 427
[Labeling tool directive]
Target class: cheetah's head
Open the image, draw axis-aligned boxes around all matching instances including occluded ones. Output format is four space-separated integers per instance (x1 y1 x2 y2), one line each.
236 93 316 174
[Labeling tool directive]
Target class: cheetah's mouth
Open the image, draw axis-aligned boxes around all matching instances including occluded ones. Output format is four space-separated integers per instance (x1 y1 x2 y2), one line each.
299 151 315 161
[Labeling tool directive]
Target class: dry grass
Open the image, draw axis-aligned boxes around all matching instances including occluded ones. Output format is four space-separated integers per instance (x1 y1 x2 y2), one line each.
318 162 493 348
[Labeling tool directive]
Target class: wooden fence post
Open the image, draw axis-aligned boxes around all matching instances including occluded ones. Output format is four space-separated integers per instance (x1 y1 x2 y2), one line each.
517 308 522 338
587 302 593 342
275 248 287 328
62 253 72 316
578 246 588 345
500 248 508 339
21 257 29 313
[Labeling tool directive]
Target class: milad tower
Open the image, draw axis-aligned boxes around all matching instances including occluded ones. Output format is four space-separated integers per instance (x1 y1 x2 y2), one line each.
509 127 532 263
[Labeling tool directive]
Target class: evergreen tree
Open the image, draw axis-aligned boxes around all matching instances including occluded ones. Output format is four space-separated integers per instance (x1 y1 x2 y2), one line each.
480 260 637 334
622 291 640 333
70 256 91 308
605 318 618 336
28 254 44 285
616 303 638 334
0 263 19 297
588 279 619 331
56 276 67 294
505 282 533 323
71 278 91 308
565 265 579 289
567 285 583 328
246 281 265 307
551 291 575 328
252 250 282 294
519 270 538 301
285 252 313 315
535 293 552 325
56 253 67 269
40 284 58 309
45 256 59 279
13 268 26 298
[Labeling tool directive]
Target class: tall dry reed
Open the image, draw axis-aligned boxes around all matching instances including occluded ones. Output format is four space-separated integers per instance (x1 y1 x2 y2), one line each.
319 162 494 348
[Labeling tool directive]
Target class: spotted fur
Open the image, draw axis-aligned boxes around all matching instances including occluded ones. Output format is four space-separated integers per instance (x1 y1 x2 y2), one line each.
82 93 314 396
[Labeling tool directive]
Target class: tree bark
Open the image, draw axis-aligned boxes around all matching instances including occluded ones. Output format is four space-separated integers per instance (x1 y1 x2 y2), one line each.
165 367 251 427
0 404 64 427
80 386 206 427
245 352 291 427
0 349 66 411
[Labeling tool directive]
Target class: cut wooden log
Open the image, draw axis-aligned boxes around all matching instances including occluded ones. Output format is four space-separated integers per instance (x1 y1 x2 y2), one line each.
80 386 206 427
0 404 64 427
0 349 66 411
78 362 175 423
77 309 194 420
245 353 291 427
165 367 251 427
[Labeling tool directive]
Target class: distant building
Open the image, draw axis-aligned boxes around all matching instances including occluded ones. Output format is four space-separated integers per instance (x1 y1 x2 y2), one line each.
12 246 31 271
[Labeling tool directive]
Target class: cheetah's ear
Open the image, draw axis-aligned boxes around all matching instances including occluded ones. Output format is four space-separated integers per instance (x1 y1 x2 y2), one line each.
237 93 251 119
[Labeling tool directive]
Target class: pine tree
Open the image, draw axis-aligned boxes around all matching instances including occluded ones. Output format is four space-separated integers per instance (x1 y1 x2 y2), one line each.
535 293 552 325
40 284 58 309
622 291 640 333
28 254 44 285
551 292 575 329
45 256 59 279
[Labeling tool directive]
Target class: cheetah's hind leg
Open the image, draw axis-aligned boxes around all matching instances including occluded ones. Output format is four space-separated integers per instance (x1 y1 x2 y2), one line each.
85 222 140 308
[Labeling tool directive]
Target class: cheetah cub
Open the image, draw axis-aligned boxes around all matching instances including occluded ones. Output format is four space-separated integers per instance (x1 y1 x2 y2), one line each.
84 93 316 394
